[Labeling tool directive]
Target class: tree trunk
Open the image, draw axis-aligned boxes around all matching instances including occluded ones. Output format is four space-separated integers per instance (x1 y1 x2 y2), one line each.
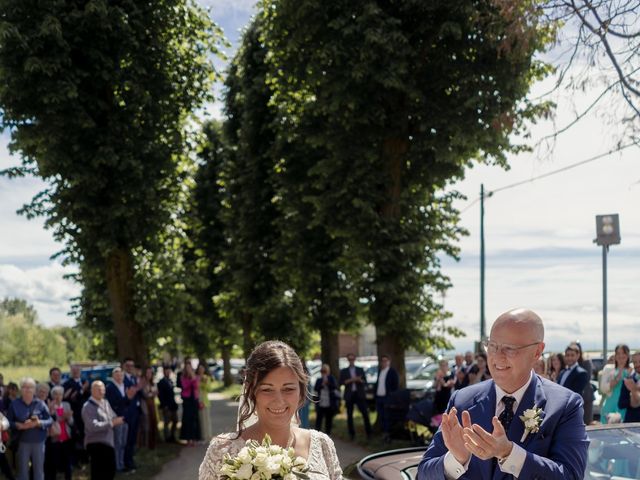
105 248 148 367
373 134 409 388
221 343 233 387
320 327 340 381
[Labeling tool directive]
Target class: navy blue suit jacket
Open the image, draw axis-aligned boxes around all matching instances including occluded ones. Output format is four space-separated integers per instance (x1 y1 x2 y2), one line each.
123 374 142 421
105 381 130 417
559 365 589 396
339 366 367 402
418 375 589 480
618 372 640 422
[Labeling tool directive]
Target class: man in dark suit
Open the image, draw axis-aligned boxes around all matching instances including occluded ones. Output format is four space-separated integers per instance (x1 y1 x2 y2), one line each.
122 358 142 472
105 367 131 472
338 354 372 440
619 351 640 422
47 367 63 400
157 366 179 442
63 364 90 462
558 344 590 396
418 308 588 480
374 354 399 443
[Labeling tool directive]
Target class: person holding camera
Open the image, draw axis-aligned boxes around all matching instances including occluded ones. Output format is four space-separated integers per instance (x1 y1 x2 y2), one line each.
6 377 52 480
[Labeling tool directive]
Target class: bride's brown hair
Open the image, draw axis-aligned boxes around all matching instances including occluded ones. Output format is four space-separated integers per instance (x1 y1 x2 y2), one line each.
236 340 309 434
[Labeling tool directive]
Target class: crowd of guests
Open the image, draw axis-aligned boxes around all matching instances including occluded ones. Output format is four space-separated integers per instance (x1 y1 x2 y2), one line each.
427 341 640 427
313 341 640 446
0 358 215 480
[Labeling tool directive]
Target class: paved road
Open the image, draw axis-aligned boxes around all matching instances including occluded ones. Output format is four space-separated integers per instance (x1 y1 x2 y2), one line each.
152 393 369 480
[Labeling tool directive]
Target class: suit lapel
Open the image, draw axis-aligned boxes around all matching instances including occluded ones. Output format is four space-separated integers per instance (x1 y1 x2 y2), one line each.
511 375 547 447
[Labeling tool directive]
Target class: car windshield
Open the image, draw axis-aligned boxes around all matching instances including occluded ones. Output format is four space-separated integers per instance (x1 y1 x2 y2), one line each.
587 425 640 479
405 359 428 380
412 363 438 380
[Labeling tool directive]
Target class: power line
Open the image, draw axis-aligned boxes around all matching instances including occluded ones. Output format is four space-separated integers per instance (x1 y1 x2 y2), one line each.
461 141 639 210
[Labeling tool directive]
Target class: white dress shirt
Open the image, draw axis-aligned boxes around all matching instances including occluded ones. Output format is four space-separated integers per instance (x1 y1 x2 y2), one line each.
444 371 534 479
376 367 389 397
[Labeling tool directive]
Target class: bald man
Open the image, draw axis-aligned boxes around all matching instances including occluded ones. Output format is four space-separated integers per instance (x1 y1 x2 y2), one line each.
418 308 589 480
82 381 124 480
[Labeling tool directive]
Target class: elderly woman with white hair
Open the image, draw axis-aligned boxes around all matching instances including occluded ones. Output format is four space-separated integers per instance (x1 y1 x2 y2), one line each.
44 386 73 480
6 377 52 480
35 383 50 403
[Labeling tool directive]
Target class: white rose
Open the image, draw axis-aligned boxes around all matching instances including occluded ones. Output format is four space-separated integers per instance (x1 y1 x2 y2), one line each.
235 463 254 480
281 455 292 470
266 459 281 476
253 452 269 468
250 473 261 480
220 463 236 477
237 448 252 464
523 409 536 419
284 474 297 480
293 456 306 468
525 419 537 429
269 445 282 454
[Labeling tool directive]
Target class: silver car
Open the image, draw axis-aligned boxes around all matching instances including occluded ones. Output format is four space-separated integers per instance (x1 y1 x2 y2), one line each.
356 423 640 480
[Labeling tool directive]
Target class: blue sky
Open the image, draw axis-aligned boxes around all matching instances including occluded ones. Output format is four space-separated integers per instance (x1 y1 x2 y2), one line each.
1 1 639 356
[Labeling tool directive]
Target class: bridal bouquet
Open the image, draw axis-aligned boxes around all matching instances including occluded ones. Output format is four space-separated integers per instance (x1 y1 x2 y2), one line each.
220 434 311 480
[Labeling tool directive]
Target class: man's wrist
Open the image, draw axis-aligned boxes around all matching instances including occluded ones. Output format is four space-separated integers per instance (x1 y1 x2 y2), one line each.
453 452 471 465
497 442 513 462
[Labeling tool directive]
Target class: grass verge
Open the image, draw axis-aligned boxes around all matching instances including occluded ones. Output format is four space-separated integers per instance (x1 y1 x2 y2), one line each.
73 442 182 480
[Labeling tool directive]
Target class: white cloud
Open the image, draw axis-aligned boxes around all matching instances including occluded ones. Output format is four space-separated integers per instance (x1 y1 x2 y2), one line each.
0 263 80 327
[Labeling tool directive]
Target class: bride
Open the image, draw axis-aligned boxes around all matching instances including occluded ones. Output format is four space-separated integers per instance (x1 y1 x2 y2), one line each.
198 340 343 480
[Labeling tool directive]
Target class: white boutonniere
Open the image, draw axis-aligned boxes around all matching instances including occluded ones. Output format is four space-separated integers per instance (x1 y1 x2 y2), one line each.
519 405 543 442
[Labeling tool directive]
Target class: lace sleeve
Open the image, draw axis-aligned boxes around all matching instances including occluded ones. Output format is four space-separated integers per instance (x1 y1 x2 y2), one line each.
317 432 343 480
198 433 240 480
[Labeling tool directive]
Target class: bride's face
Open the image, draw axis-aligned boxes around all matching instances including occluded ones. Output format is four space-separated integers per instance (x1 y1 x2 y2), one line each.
255 366 300 427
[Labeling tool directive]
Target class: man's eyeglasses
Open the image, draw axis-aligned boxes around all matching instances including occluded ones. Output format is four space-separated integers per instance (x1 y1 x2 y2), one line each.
482 340 540 358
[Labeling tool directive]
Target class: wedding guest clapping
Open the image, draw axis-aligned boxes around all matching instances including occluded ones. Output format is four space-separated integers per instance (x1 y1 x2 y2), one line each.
6 378 52 480
313 364 339 435
600 344 631 424
82 381 124 480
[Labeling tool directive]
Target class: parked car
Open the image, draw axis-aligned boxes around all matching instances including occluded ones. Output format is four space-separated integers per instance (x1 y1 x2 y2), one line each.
405 362 440 401
355 422 640 480
61 363 121 383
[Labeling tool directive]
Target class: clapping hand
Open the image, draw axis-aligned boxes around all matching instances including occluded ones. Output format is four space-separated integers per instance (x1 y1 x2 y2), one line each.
440 408 472 465
624 377 638 391
462 417 512 461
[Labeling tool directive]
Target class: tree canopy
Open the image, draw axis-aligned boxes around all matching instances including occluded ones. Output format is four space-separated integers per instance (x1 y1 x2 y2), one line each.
261 0 554 378
0 0 224 365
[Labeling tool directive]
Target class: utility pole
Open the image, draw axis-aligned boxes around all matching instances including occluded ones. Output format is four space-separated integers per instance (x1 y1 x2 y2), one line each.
480 184 486 344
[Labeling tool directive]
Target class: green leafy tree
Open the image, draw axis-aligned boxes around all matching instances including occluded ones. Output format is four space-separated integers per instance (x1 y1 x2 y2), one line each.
262 0 553 382
220 21 309 357
187 120 236 378
0 0 224 365
0 298 90 366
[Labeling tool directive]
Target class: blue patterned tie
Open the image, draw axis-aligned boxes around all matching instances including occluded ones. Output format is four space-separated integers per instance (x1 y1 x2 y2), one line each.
499 396 516 431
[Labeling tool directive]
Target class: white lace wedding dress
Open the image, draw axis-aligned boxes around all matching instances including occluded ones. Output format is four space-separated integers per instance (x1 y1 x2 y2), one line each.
198 430 343 480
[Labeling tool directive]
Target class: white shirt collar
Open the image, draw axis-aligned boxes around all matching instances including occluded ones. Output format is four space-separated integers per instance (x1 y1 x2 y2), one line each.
494 370 534 414
566 362 579 372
